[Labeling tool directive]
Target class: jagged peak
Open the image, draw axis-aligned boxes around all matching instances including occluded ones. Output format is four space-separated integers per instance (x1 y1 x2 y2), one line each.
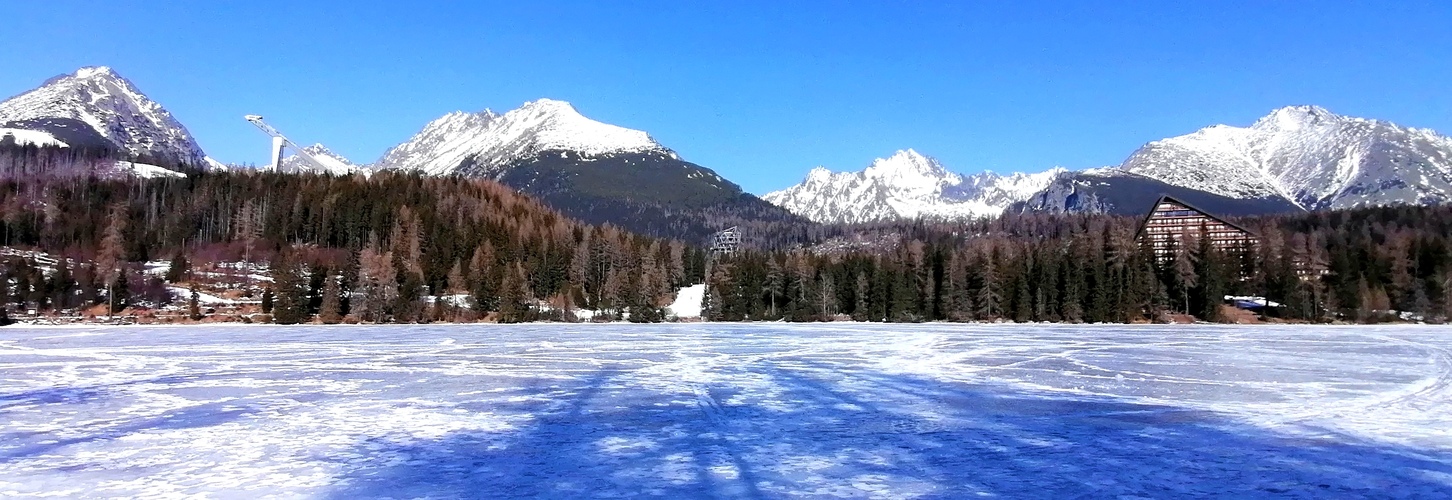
1254 105 1339 130
865 148 952 179
805 165 835 182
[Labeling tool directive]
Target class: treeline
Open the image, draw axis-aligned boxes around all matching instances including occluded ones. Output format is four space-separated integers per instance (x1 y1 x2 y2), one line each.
0 170 706 323
705 206 1452 323
2 166 1449 325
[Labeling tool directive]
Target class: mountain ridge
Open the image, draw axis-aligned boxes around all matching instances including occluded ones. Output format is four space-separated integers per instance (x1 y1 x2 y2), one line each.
765 106 1452 221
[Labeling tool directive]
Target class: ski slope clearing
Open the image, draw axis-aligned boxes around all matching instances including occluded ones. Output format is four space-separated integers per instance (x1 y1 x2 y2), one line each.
2 324 1451 497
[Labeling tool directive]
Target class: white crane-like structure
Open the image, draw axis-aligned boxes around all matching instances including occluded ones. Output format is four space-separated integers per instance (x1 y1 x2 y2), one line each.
244 115 331 173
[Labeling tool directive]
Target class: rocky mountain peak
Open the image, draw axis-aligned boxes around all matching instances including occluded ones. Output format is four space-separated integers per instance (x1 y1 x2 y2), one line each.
0 66 205 165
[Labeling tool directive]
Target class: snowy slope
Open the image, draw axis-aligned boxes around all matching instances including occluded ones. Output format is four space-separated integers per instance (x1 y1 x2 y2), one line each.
114 160 185 179
0 66 206 165
0 128 67 148
666 284 705 318
1121 106 1452 210
763 149 1063 223
281 143 364 175
373 99 670 177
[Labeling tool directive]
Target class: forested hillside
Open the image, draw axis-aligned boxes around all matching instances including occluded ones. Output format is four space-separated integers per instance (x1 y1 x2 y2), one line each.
1 154 1448 325
0 168 705 323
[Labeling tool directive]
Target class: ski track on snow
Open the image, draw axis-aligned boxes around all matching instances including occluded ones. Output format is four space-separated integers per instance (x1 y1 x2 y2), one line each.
2 323 1452 498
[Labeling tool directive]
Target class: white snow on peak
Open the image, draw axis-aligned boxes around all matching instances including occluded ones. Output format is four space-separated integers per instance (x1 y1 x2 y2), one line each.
281 143 364 175
373 98 669 177
1120 105 1452 210
763 149 1064 224
0 66 205 165
0 128 67 148
73 66 117 79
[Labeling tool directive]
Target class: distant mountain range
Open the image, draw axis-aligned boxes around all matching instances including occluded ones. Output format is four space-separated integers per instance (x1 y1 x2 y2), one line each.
762 149 1064 223
4 67 1450 238
767 105 1452 222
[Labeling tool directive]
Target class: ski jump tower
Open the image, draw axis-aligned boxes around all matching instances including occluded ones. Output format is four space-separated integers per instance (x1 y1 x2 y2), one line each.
244 115 332 173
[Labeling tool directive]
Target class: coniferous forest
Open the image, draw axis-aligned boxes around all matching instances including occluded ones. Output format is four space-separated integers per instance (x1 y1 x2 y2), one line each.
1 167 1449 325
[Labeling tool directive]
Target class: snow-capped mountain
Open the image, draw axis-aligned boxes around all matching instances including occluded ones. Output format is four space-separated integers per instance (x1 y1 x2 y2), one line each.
771 106 1452 222
373 98 671 176
281 144 363 175
373 98 797 243
763 149 1063 224
0 66 205 165
1120 105 1452 210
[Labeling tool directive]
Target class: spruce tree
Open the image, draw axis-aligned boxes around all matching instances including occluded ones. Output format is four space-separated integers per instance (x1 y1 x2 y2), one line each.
270 254 311 325
109 271 131 315
188 285 204 321
318 274 344 324
0 277 11 326
165 253 190 283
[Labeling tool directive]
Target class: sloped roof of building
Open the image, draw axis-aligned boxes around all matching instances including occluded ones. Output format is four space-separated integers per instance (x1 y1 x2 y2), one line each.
1134 194 1259 240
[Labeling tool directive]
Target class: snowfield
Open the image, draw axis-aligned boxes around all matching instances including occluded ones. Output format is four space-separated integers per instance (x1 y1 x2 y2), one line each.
2 324 1451 498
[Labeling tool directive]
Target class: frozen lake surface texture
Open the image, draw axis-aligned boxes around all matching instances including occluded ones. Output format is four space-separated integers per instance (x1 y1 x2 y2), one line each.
3 324 1452 498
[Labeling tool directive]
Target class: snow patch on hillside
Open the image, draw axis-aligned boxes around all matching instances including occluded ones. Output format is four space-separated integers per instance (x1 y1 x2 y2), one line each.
667 284 705 318
0 128 68 148
115 160 184 179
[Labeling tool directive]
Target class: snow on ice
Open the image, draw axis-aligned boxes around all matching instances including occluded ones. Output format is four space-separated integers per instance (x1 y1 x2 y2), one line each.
2 324 1452 498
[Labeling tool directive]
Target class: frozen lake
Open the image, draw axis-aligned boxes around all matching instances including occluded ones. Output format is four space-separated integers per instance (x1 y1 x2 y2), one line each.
3 323 1452 498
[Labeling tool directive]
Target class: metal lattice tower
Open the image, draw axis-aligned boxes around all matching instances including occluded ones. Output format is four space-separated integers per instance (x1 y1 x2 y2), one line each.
703 227 741 316
708 226 741 257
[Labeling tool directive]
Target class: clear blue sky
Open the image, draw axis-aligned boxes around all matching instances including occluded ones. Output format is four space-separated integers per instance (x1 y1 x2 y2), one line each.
4 2 1451 194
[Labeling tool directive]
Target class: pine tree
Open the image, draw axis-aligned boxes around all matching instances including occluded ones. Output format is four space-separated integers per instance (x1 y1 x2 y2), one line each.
852 271 871 321
188 285 204 321
165 253 190 283
498 262 533 323
109 270 131 315
260 288 274 314
1171 236 1199 315
48 258 74 310
1194 231 1227 322
318 273 344 324
1060 250 1085 323
271 252 312 325
975 254 1002 320
356 243 398 323
0 276 11 326
468 243 498 314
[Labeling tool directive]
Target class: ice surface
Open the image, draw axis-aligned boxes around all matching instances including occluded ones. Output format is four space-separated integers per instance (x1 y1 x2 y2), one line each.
2 324 1452 498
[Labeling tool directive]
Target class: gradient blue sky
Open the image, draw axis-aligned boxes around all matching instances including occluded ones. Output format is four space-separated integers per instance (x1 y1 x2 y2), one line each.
4 1 1450 194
